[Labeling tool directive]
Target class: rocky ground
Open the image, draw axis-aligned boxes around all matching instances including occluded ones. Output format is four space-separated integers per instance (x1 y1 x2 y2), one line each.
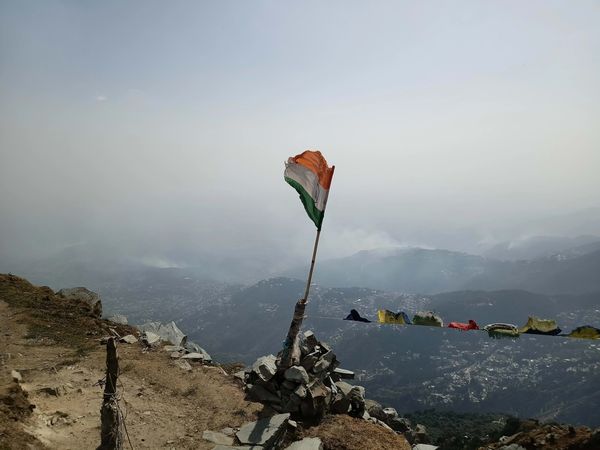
0 274 411 449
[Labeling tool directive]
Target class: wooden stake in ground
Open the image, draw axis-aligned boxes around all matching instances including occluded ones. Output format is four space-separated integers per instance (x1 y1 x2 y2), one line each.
99 337 123 450
279 156 335 370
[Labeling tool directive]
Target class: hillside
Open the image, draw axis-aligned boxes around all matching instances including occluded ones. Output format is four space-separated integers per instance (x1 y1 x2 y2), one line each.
0 274 411 450
284 246 600 295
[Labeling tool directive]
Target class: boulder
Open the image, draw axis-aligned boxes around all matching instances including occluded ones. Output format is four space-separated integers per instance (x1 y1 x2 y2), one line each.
57 287 102 318
251 355 277 382
138 321 187 347
383 407 398 419
388 417 411 433
142 331 161 346
365 399 387 422
284 437 323 450
186 341 210 355
236 413 290 447
107 314 128 325
119 334 138 344
284 366 309 384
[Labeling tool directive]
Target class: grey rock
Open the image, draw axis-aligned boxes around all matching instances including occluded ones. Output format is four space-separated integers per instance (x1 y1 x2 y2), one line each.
11 370 22 383
498 445 526 450
233 371 246 382
284 366 309 384
119 334 138 344
333 368 354 379
107 314 128 325
303 330 318 351
293 385 307 399
202 430 234 446
388 417 411 433
220 427 236 436
371 418 393 432
365 399 386 422
142 331 161 346
312 351 334 373
138 321 187 347
383 407 398 419
330 394 350 414
57 287 102 318
182 352 210 363
251 354 277 382
247 384 281 404
281 379 296 388
334 381 354 396
300 353 319 372
185 341 212 359
236 413 290 447
284 437 323 450
174 359 192 371
163 345 185 352
413 445 439 450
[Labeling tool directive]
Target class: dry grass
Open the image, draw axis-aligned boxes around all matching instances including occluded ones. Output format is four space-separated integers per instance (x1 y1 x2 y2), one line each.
301 414 411 450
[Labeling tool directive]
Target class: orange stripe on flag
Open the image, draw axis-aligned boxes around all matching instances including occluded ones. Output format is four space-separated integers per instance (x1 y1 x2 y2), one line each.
290 150 334 190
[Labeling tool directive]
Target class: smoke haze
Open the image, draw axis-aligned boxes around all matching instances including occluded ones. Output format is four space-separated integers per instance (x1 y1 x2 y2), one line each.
1 1 599 279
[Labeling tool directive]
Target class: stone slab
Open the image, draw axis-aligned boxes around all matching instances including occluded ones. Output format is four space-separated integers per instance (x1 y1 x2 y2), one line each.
236 413 290 446
284 437 323 450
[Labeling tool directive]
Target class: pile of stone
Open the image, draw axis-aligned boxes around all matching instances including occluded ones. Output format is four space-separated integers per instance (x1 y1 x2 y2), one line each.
239 330 431 446
241 330 364 419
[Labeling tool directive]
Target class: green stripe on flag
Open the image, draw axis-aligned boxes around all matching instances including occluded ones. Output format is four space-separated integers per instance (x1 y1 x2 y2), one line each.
285 177 325 229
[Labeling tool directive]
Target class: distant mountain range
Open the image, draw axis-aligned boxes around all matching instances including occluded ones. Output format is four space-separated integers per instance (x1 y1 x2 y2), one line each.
284 241 600 295
482 235 600 261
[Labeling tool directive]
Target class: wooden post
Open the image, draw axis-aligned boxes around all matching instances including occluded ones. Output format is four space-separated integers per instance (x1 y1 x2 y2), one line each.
99 338 123 450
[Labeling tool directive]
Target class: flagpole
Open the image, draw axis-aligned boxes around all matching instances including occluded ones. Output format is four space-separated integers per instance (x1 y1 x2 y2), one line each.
280 165 335 369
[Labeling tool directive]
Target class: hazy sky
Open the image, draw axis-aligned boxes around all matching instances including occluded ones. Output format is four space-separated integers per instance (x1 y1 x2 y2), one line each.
1 1 599 271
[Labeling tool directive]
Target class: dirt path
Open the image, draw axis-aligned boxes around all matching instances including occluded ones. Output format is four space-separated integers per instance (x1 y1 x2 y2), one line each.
1 300 261 449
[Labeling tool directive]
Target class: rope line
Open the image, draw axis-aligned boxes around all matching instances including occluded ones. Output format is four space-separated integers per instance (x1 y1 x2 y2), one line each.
304 314 600 341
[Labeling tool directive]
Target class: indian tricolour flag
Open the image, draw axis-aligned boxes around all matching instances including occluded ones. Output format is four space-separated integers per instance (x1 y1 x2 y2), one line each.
284 150 335 230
